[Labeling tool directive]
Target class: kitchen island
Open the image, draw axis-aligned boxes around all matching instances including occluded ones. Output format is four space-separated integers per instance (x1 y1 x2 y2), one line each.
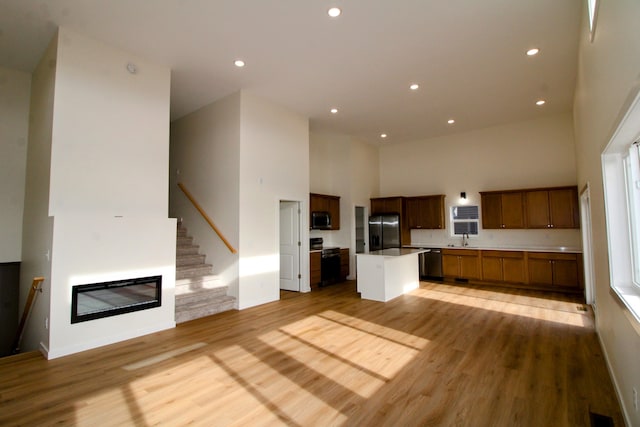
356 248 427 302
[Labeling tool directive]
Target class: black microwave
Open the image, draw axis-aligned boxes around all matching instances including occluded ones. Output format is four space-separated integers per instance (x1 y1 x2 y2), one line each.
311 211 332 230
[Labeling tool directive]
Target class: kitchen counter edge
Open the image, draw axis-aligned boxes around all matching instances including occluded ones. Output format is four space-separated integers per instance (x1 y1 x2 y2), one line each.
404 245 582 254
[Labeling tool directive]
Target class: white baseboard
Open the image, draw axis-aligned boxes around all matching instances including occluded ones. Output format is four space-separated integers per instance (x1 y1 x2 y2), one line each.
596 329 632 426
45 321 176 360
39 341 49 359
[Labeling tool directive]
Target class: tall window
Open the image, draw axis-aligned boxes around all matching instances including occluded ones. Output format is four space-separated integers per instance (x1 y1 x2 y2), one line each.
602 88 640 324
623 143 640 287
451 205 479 236
587 0 599 41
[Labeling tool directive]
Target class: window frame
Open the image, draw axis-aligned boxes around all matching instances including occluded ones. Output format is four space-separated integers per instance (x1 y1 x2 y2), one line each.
623 144 640 288
602 88 640 329
450 205 479 237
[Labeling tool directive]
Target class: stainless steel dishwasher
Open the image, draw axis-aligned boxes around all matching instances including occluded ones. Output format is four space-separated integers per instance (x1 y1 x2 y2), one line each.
419 248 443 281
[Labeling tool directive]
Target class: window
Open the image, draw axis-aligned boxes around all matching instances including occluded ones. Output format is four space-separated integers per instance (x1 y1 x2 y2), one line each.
602 88 640 326
587 0 599 42
624 144 640 287
451 205 479 236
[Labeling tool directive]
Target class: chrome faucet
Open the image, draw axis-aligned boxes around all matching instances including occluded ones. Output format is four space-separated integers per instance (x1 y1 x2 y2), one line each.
462 233 469 247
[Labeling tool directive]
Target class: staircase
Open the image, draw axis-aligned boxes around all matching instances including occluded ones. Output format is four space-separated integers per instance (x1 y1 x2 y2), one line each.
175 223 235 323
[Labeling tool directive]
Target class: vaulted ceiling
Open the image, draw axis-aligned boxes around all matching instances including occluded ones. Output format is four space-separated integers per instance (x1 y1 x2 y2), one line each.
0 0 583 144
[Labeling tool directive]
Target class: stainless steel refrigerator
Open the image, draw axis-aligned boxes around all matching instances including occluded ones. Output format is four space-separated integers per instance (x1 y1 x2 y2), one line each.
369 214 401 251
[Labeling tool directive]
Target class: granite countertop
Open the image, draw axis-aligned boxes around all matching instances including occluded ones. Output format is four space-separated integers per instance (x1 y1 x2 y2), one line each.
404 244 582 254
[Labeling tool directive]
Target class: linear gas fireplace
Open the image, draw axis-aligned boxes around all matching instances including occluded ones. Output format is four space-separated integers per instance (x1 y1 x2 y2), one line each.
71 275 162 323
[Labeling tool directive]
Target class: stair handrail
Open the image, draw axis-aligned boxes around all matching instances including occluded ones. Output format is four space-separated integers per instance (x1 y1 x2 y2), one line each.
177 182 238 254
11 276 45 355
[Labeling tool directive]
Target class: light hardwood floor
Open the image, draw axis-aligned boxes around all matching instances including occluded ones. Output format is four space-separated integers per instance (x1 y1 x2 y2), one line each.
0 281 625 426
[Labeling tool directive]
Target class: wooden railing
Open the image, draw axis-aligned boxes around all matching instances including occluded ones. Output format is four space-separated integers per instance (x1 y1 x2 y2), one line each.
12 276 45 354
177 182 238 254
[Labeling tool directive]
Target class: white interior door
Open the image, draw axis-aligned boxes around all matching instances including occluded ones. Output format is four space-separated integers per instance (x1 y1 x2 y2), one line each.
580 185 596 306
280 201 300 291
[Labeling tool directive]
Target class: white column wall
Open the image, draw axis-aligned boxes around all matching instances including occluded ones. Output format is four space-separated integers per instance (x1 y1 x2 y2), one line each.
573 1 640 425
0 67 31 262
238 92 309 308
20 35 58 354
39 28 175 359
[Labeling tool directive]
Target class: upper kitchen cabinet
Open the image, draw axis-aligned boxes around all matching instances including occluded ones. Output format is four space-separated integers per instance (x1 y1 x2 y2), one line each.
310 193 340 230
480 191 525 229
406 195 446 229
525 187 579 229
370 197 404 215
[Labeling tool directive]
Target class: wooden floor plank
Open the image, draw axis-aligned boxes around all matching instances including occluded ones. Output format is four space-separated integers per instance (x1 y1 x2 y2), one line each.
0 281 625 426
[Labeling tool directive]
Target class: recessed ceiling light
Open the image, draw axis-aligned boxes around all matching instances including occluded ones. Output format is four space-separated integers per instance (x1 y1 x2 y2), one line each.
410 83 419 91
447 119 455 124
328 7 341 18
330 108 338 114
234 59 245 67
380 133 387 138
536 99 546 106
526 48 540 56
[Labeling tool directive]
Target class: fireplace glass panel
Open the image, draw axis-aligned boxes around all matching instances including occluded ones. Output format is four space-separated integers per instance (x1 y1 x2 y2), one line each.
71 275 162 323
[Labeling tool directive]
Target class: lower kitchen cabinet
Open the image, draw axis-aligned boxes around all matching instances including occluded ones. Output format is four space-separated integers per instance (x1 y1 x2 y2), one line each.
310 252 321 289
441 248 583 293
442 249 481 280
340 248 349 281
527 252 581 290
481 250 526 284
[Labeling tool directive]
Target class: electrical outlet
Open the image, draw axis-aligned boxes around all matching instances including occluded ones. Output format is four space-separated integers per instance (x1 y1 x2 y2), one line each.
633 387 638 412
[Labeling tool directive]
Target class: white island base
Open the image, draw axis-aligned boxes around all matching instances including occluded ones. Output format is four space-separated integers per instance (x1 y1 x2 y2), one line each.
356 248 427 302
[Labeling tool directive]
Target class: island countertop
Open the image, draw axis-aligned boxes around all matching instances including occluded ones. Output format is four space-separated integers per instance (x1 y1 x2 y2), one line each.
362 248 428 257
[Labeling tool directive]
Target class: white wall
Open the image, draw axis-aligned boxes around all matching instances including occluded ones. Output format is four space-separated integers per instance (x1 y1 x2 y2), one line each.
379 113 581 249
239 92 309 307
309 132 352 248
24 28 175 359
50 30 170 217
0 67 31 262
170 92 241 304
573 1 640 424
20 35 57 353
309 132 380 275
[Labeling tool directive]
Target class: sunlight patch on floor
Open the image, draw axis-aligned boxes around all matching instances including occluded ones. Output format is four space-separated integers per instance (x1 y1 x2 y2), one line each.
213 344 348 425
257 328 387 399
74 387 134 426
255 310 429 396
412 286 590 328
318 310 430 351
121 342 207 370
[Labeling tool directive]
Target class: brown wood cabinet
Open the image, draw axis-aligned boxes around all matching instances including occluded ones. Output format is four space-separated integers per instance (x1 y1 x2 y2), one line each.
525 187 579 229
406 195 446 229
527 252 581 290
480 191 525 229
310 251 321 289
370 197 404 215
340 248 349 281
481 250 526 284
442 249 481 280
310 193 340 230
